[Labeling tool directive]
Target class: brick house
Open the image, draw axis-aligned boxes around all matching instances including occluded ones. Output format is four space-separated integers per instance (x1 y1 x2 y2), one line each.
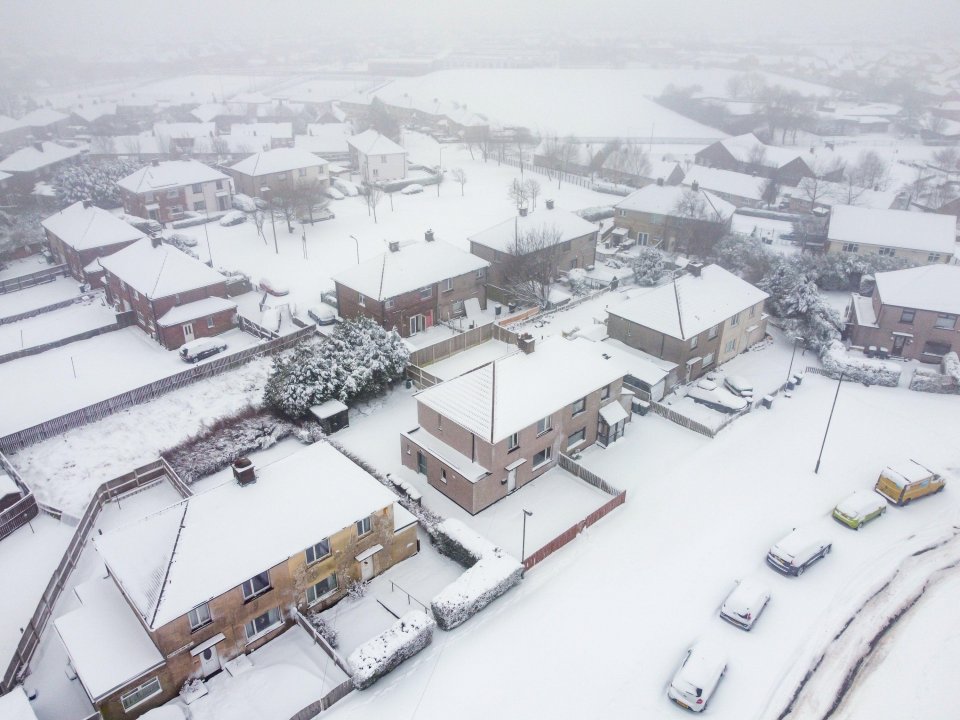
229 122 295 149
346 129 407 183
226 147 330 199
0 141 85 192
98 237 236 350
601 157 685 188
694 133 817 186
826 205 955 266
845 264 960 361
333 237 490 337
17 107 71 139
42 201 147 287
606 263 768 382
117 160 232 224
468 208 599 304
54 441 418 720
401 337 631 514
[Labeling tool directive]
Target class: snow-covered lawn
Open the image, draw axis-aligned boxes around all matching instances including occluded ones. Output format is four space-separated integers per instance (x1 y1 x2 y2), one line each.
0 254 53 281
0 276 85 321
0 297 117 354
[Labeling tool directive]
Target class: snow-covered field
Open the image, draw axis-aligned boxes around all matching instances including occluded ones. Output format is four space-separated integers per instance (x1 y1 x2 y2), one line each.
0 298 117 354
0 276 84 321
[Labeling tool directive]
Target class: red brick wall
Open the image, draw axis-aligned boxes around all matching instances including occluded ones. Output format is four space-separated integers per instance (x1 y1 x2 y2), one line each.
158 307 237 350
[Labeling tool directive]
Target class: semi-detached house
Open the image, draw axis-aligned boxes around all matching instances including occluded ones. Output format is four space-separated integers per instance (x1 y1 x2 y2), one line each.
117 160 233 224
826 205 955 266
226 147 330 199
346 129 407 183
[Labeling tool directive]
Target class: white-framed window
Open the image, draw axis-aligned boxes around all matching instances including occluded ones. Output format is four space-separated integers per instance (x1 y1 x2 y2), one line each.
241 571 271 600
167 189 179 199
380 155 387 163
277 172 288 181
533 446 552 468
689 335 698 349
617 209 625 217
878 247 896 257
637 232 649 246
567 428 586 450
356 516 372 537
385 298 394 310
928 253 942 263
305 538 331 564
572 397 586 415
708 325 719 340
749 305 756 317
703 352 715 366
419 286 432 299
121 677 162 712
306 573 338 605
841 243 858 253
508 432 519 451
188 602 211 631
724 338 737 353
298 168 307 177
935 313 957 330
215 180 223 190
900 308 915 324
601 384 610 400
441 468 448 483
536 415 552 436
194 200 206 212
358 294 365 307
730 312 740 327
443 278 453 292
244 607 281 641
206 317 215 329
191 183 202 194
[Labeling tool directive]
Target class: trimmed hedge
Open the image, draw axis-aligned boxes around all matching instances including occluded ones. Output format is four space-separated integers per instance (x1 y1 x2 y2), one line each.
431 549 523 631
348 611 435 690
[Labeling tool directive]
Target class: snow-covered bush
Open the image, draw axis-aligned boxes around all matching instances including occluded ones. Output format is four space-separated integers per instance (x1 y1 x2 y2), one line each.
306 612 339 648
909 353 960 394
820 341 900 387
632 246 665 286
431 549 523 631
348 611 435 690
347 580 369 600
430 518 498 569
53 158 145 208
591 180 634 196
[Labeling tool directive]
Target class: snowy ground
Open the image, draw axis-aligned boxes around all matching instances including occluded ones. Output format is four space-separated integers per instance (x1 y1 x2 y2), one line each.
0 276 85 321
0 297 117 355
0 254 54 282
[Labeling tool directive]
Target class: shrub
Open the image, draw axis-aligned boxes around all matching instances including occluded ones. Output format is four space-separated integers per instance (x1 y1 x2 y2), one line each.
429 519 497 569
349 611 435 690
306 613 339 648
431 549 523 631
820 341 901 387
632 246 665 286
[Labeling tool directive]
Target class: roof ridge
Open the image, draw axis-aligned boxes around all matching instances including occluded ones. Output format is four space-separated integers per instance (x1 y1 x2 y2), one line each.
150 245 170 299
149 501 190 628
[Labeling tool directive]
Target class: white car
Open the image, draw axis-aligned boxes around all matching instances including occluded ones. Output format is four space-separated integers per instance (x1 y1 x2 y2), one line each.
179 337 228 363
400 183 424 195
723 375 754 399
307 305 336 326
219 210 246 226
686 379 748 413
667 641 727 712
719 580 771 630
766 529 831 577
232 194 257 212
258 277 289 297
325 186 345 200
333 178 359 197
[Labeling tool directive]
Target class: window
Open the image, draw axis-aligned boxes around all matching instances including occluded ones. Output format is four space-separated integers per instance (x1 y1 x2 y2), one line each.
241 571 271 600
688 334 699 350
533 446 552 468
730 312 740 327
508 432 519 451
135 310 145 325
899 308 916 324
358 294 365 307
443 278 453 292
244 607 281 641
385 298 394 310
356 516 372 537
305 538 331 564
878 247 896 257
380 155 387 163
708 325 719 340
928 253 942 263
572 397 586 415
922 341 951 357
298 168 307 177
419 286 432 299
536 415 552 436
567 428 586 450
277 172 288 181
191 183 202 194
477 267 485 279
935 313 957 330
441 468 448 483
167 189 179 199
188 603 211 631
121 677 161 712
601 384 610 400
194 200 206 212
560 240 571 252
617 209 626 217
216 180 223 190
637 232 649 246
749 305 756 318
703 352 715 366
206 316 215 329
307 574 338 605
132 289 139 301
841 243 859 253
724 338 737 353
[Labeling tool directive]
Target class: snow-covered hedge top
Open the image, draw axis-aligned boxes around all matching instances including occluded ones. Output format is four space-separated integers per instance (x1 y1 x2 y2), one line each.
432 549 523 609
436 518 497 562
943 352 960 382
348 611 434 678
821 340 900 386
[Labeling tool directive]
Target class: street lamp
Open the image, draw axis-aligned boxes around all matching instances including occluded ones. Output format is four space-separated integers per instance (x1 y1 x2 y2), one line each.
260 186 278 255
814 372 845 474
785 335 804 390
521 509 533 573
349 234 360 264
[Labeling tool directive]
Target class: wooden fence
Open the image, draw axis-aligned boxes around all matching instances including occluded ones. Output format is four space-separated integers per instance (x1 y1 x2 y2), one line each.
0 325 315 454
648 400 717 438
238 313 280 340
0 452 38 541
294 611 354 678
407 322 518 367
0 265 68 294
288 611 355 718
1 460 170 693
405 364 443 389
557 453 622 497
524 491 626 571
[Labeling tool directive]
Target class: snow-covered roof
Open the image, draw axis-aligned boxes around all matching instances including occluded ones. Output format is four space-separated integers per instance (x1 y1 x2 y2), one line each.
607 264 768 340
190 103 228 123
874 264 960 315
850 294 878 327
644 159 684 182
70 103 117 123
597 338 676 385
403 427 489 482
157 296 236 326
229 122 293 140
54 577 164 701
0 142 85 173
468 209 599 253
346 129 407 156
96 441 398 629
117 160 228 194
18 107 69 127
681 166 766 201
98 238 225 299
615 184 736 220
297 123 352 153
827 205 955 255
41 201 147 251
0 170 14 183
0 686 38 720
415 337 626 443
229 148 327 177
0 470 19 498
792 178 897 210
333 240 489 301
0 115 22 134
153 122 215 139
717 133 810 170
310 399 348 419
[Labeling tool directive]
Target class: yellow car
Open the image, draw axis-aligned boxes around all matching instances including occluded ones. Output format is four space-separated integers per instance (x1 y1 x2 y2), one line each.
832 491 887 530
875 461 945 506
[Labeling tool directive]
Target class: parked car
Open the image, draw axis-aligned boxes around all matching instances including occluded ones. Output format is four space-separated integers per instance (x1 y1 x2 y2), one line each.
219 210 246 227
766 529 831 576
333 178 359 197
179 337 227 363
667 641 727 712
401 183 424 195
832 490 887 530
308 304 336 326
686 379 748 413
232 194 257 212
723 375 754 399
325 186 345 200
299 206 335 223
259 277 289 296
719 580 771 630
166 232 198 248
874 460 945 506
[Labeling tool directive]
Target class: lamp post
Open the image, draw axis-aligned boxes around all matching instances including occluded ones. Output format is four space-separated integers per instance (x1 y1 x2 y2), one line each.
349 234 360 264
521 509 533 574
785 335 804 389
814 372 845 474
261 186 278 255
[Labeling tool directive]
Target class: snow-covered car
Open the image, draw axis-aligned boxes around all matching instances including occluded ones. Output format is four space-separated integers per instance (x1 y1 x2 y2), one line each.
667 641 727 712
166 232 198 248
832 490 887 530
719 580 771 630
333 178 359 197
722 375 754 398
307 305 336 326
325 186 345 200
766 529 831 576
298 206 335 223
219 210 246 227
178 337 228 363
258 277 289 296
685 380 748 413
232 194 257 212
811 206 830 217
400 183 424 195
125 215 162 235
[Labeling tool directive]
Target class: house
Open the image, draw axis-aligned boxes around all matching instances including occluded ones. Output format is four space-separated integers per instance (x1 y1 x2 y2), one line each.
613 181 735 254
151 122 217 153
117 159 232 224
54 441 418 720
680 165 767 208
468 208 599 303
601 156 686 188
0 115 29 153
346 129 407 183
229 122 294 149
226 147 330 199
17 107 71 138
42 201 147 287
69 102 120 134
826 205 955 265
845 264 960 361
98 237 236 350
401 336 631 514
694 133 815 186
295 123 353 162
606 263 768 382
783 178 899 214
333 237 490 337
0 141 85 190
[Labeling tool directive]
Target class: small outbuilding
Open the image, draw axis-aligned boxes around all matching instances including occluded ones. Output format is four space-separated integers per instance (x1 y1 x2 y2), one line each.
309 400 350 434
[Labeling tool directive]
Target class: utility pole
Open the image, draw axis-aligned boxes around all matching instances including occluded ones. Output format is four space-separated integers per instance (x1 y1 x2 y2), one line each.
815 372 845 474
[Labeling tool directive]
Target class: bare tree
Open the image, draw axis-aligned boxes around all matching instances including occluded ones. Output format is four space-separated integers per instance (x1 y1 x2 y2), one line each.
932 147 960 173
120 136 143 159
904 165 930 206
832 176 869 206
524 178 542 210
500 225 565 306
293 179 329 225
270 183 299 233
507 178 528 210
253 209 267 245
451 167 467 196
798 176 832 212
555 134 580 188
922 113 947 138
669 189 729 256
367 184 383 224
850 150 891 190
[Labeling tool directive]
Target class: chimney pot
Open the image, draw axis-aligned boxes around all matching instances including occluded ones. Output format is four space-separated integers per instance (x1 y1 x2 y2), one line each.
656 177 664 186
545 199 555 210
82 199 92 209
518 333 536 354
425 229 435 242
232 457 257 486
691 180 700 192
687 261 703 277
388 240 400 252
33 142 44 152
151 235 163 248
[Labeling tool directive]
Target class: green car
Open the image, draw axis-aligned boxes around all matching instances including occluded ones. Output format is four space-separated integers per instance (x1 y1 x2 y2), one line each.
832 490 887 529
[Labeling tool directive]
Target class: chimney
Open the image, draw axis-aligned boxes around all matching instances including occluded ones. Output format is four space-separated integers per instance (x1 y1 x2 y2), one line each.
151 235 163 248
388 240 400 252
691 180 700 192
545 199 555 210
687 261 703 277
519 207 528 217
33 142 44 152
151 159 159 167
424 229 435 242
518 332 535 354
656 177 664 186
82 199 93 209
232 457 257 486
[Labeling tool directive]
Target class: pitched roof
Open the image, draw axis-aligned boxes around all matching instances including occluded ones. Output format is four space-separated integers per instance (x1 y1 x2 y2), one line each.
346 129 407 156
827 205 956 254
681 165 766 201
152 122 215 139
41 201 147 251
116 160 228 193
468 209 599 253
229 147 327 177
98 238 225 299
415 337 627 443
0 142 85 173
298 123 352 154
157 296 236 326
96 441 399 629
0 115 23 134
18 107 69 127
875 264 960 315
615 183 736 220
607 264 768 340
715 133 810 170
70 103 117 123
229 122 293 139
333 240 489 300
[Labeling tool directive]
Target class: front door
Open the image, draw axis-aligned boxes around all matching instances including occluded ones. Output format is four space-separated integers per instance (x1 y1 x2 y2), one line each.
892 335 907 356
199 646 221 677
183 322 195 343
417 451 427 475
507 467 517 493
361 556 375 581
